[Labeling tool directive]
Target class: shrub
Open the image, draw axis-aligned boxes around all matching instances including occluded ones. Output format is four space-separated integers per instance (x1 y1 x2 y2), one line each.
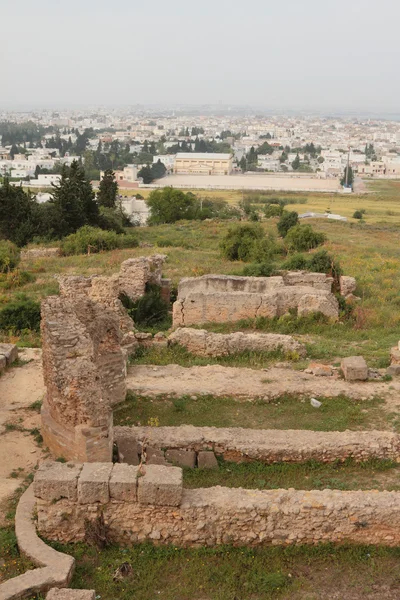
284 224 326 253
277 211 299 237
242 262 276 277
0 270 35 290
0 295 41 332
281 253 309 270
264 203 283 218
353 210 363 219
251 235 282 262
0 240 20 273
98 206 125 233
61 226 138 256
120 284 169 328
308 249 342 279
220 223 264 261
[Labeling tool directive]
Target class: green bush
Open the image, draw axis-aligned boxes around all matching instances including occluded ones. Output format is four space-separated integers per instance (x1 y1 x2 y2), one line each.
0 295 41 332
281 253 309 270
0 270 35 290
120 284 170 328
353 210 363 220
308 249 342 278
0 240 20 273
61 226 138 256
277 211 299 237
220 224 264 261
284 224 326 253
242 262 276 277
98 206 126 233
264 203 283 218
251 235 282 262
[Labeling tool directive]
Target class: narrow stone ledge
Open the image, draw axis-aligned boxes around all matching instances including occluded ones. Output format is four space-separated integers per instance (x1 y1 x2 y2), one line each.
0 485 75 600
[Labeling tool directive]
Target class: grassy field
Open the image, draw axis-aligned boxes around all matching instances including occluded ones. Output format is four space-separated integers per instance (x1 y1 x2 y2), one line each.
52 541 400 600
182 458 400 492
114 392 391 432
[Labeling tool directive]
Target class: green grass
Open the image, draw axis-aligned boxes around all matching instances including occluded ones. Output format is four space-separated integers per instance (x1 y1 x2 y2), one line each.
183 458 400 492
49 541 400 600
114 392 389 431
131 344 301 370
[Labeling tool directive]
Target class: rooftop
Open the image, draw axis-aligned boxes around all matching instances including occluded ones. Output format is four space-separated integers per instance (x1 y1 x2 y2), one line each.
176 153 232 160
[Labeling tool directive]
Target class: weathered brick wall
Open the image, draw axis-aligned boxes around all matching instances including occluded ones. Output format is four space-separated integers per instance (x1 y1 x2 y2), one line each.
114 426 400 465
35 462 400 547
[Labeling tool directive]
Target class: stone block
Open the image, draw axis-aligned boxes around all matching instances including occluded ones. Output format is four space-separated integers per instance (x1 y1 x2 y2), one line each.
46 590 96 600
198 451 219 469
340 276 357 297
137 464 183 506
0 354 6 373
146 446 168 465
34 461 83 502
117 435 140 465
387 364 400 377
78 463 113 504
109 463 139 502
341 356 368 382
165 449 196 468
390 347 400 365
0 342 18 366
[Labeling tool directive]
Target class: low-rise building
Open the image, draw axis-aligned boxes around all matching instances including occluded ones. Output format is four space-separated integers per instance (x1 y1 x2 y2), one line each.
174 153 233 175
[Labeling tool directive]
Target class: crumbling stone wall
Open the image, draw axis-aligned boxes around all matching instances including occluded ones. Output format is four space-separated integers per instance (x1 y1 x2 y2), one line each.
21 247 61 259
35 462 400 547
41 294 124 462
41 255 168 462
173 275 339 327
168 328 306 358
114 426 400 466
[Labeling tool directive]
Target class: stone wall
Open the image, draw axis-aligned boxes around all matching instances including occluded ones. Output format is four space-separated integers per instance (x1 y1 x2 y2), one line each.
173 274 339 327
168 328 306 358
114 425 400 465
41 294 123 462
34 462 400 547
21 247 61 259
40 255 168 462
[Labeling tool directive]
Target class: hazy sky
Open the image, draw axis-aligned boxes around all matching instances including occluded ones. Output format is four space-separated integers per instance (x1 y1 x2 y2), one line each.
2 0 400 112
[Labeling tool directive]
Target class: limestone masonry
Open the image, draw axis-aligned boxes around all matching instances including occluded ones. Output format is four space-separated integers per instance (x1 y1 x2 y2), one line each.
41 255 166 463
35 462 400 548
168 328 306 358
114 426 400 466
173 273 340 326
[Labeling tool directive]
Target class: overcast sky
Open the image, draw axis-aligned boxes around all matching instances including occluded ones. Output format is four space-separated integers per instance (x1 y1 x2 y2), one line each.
2 0 400 113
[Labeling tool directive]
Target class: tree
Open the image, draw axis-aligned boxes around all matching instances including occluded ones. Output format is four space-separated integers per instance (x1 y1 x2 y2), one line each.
97 169 118 208
51 160 99 237
0 178 35 246
138 165 153 184
277 211 299 237
292 154 300 170
341 166 354 187
146 187 196 225
151 160 167 180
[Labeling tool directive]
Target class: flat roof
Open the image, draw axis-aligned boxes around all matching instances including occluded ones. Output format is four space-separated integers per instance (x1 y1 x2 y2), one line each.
176 153 232 160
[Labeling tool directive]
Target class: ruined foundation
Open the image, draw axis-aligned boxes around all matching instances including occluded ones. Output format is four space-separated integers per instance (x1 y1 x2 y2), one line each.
41 255 166 462
172 273 340 327
35 462 400 547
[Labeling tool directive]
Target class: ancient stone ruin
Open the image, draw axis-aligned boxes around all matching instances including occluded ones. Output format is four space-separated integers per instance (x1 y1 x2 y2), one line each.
172 272 340 327
40 255 166 463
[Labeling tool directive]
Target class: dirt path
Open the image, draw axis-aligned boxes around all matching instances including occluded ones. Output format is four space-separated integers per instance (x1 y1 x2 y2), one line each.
0 348 45 524
127 363 400 403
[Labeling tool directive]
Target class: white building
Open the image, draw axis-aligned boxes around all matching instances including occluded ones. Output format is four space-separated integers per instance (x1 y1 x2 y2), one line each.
119 197 150 226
